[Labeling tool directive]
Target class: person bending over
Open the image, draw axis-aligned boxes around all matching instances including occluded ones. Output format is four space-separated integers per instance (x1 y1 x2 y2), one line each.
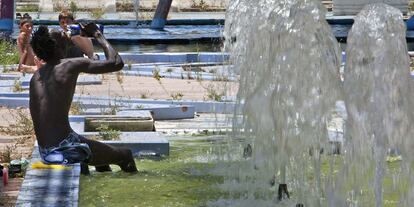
30 23 137 173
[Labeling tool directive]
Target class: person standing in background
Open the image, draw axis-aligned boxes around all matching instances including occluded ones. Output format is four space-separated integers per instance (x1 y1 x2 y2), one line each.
58 11 95 59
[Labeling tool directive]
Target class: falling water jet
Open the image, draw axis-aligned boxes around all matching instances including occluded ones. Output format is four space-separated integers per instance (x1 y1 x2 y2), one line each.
133 0 140 27
219 0 342 205
336 3 414 206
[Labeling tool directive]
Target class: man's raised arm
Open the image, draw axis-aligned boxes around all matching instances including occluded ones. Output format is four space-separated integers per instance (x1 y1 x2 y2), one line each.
72 23 124 74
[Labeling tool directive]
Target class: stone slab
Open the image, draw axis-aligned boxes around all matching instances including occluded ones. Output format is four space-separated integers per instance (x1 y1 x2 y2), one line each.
75 99 196 120
0 92 234 114
18 74 102 87
116 52 229 64
16 147 80 206
118 105 195 120
69 111 155 132
0 74 19 80
78 95 234 114
85 114 154 132
69 115 86 133
80 132 170 156
0 97 30 107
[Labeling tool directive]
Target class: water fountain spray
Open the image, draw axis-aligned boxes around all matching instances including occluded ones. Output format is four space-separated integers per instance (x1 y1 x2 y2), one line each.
133 0 140 27
220 0 342 205
336 3 414 206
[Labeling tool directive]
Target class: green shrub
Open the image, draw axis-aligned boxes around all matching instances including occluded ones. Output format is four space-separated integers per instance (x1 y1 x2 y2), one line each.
0 40 19 65
16 5 39 12
97 124 121 140
13 80 24 92
90 7 105 19
70 1 79 18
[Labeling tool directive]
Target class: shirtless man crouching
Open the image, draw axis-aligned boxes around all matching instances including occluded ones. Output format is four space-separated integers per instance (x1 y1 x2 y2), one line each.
29 23 137 173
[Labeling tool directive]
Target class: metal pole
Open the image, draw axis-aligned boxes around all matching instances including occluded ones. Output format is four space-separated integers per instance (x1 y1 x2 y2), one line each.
150 0 173 29
0 0 14 38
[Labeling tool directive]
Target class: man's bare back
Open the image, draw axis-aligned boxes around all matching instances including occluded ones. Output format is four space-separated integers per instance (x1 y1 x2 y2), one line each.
30 59 79 147
29 23 137 172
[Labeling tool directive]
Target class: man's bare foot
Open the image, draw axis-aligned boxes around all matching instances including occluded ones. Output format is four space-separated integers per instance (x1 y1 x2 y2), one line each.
118 149 138 173
81 163 90 175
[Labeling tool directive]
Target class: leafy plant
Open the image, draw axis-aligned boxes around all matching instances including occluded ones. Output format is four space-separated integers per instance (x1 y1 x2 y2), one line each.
0 109 34 136
69 1 79 18
90 6 105 19
97 124 121 140
70 102 84 115
53 1 65 12
104 104 119 115
138 11 154 20
125 60 134 70
140 90 151 99
0 145 14 163
191 0 207 10
153 68 161 81
13 80 24 92
16 5 39 12
0 40 19 66
116 71 124 85
410 1 414 12
205 84 224 101
171 92 184 100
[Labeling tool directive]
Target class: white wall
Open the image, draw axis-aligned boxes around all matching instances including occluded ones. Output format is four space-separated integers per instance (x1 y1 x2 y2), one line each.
40 0 117 13
333 0 408 15
139 0 229 10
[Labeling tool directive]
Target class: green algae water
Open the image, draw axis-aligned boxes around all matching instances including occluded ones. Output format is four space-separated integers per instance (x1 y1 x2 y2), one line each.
79 137 226 207
78 135 407 207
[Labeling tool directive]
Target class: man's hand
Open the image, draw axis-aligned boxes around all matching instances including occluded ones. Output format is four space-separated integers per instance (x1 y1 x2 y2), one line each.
80 22 101 38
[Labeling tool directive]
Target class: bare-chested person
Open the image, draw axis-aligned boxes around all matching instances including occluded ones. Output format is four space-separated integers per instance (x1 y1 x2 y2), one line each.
29 23 137 173
17 15 37 73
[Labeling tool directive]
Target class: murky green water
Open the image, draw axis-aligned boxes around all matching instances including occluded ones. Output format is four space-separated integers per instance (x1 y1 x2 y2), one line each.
79 137 226 207
79 135 406 206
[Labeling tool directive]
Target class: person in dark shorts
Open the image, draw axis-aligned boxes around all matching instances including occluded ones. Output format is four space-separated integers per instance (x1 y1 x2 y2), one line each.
30 23 137 173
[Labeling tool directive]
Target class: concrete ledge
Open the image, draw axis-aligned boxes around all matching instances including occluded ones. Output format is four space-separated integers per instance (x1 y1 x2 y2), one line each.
31 19 225 26
16 147 80 206
117 52 229 64
80 132 170 156
85 114 154 132
0 97 30 107
0 74 101 93
0 94 234 114
78 103 195 120
17 132 169 206
69 111 155 133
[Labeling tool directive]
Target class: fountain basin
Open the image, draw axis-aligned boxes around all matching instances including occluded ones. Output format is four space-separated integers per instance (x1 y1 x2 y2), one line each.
85 115 155 132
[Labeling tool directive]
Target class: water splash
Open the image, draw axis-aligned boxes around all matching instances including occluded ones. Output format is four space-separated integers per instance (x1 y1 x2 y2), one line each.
133 0 140 27
337 3 414 206
218 0 342 206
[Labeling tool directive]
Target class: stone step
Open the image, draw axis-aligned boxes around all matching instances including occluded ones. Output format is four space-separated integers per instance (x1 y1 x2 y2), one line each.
16 0 39 3
69 110 155 133
85 114 155 132
100 132 170 156
16 148 80 206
